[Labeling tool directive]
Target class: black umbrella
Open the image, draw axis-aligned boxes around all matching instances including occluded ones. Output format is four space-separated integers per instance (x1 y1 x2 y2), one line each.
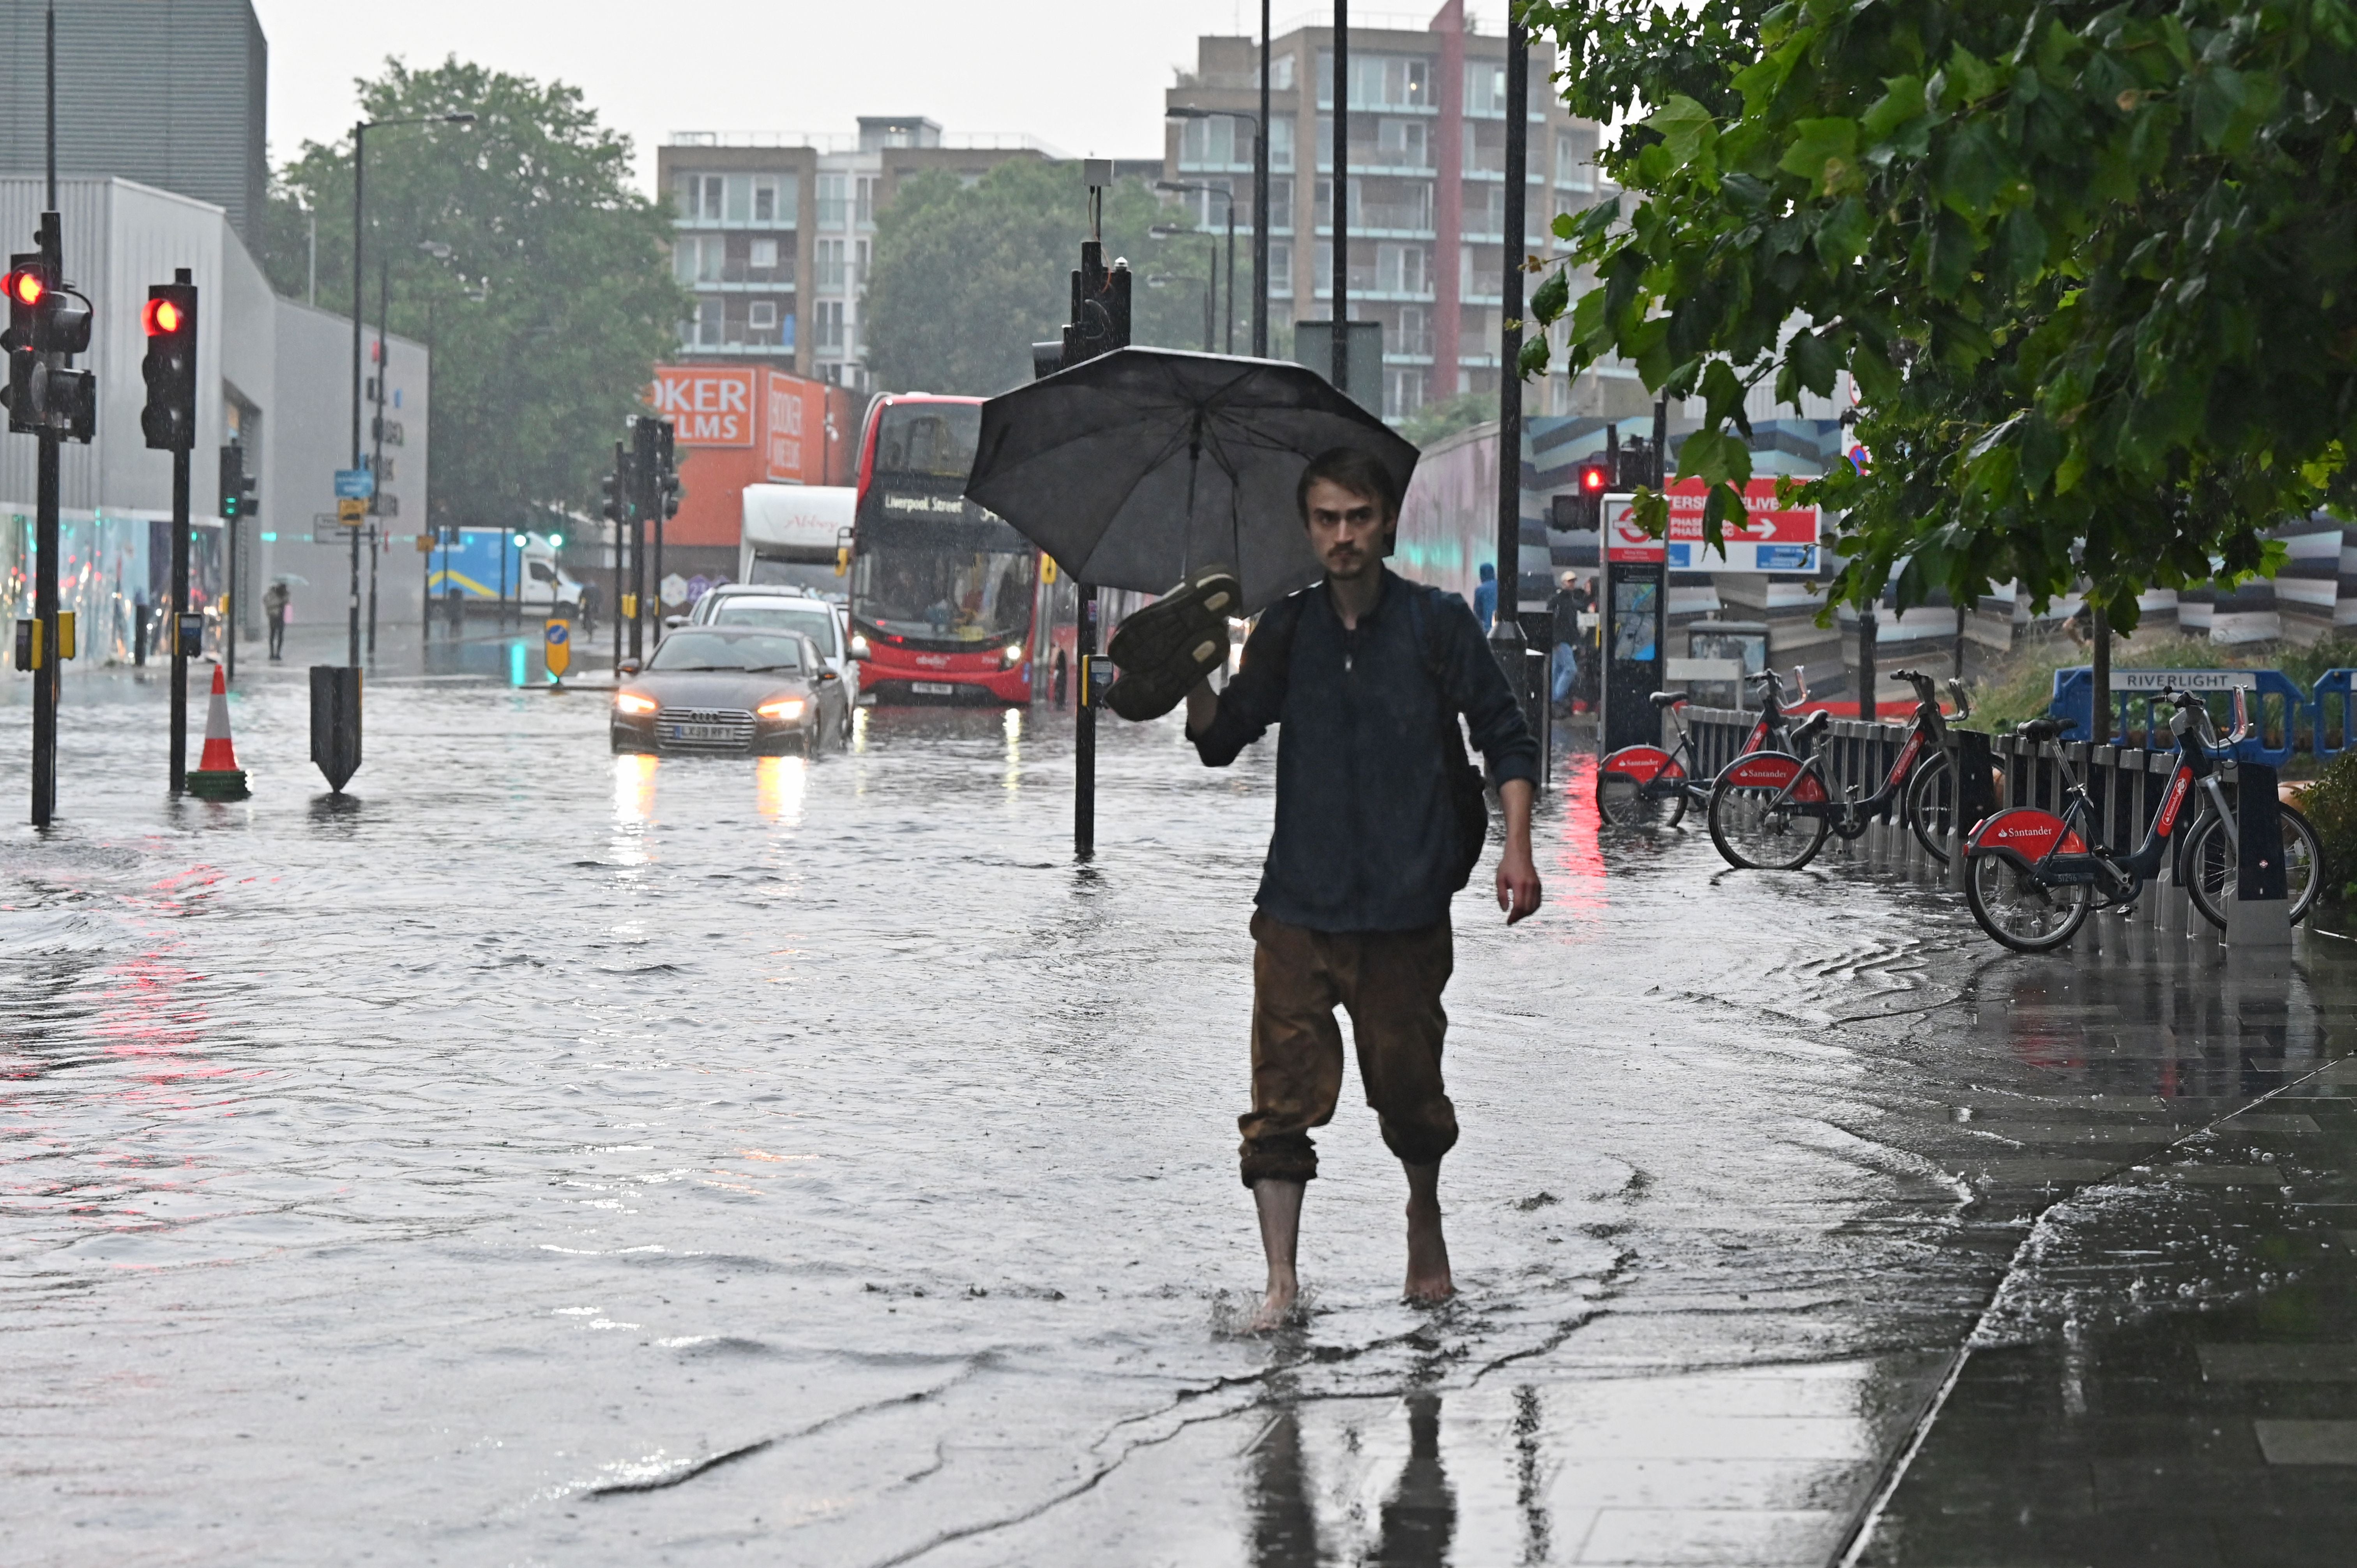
964 347 1418 613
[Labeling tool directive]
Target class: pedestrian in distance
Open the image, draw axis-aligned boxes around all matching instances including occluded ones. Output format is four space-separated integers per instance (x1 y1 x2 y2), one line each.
1176 446 1544 1331
1472 560 1498 635
1052 648 1069 709
1548 570 1581 713
263 577 290 662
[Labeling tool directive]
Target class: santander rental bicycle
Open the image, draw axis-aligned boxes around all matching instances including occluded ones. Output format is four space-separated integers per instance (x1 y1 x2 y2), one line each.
1595 668 1804 829
1705 669 1970 871
1961 685 2321 952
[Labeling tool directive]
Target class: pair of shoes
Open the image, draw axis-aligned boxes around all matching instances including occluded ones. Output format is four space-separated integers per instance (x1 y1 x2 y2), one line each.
1103 567 1240 722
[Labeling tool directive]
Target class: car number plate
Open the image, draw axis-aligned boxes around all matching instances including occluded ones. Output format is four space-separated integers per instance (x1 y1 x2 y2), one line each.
910 681 954 695
667 722 734 740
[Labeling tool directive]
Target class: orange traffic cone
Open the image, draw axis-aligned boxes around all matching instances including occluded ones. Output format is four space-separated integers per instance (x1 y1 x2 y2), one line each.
186 662 250 801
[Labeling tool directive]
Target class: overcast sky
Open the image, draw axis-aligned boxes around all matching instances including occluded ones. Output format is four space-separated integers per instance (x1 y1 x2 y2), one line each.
252 2 1514 193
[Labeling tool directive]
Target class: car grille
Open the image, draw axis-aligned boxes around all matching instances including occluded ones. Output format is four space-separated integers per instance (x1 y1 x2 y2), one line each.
653 706 757 752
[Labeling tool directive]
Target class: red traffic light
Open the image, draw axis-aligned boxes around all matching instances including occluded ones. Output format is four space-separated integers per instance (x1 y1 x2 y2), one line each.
6 268 45 309
143 296 187 335
1577 460 1611 494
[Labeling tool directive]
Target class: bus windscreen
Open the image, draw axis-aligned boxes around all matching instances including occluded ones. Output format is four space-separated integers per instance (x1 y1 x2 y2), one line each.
874 403 981 482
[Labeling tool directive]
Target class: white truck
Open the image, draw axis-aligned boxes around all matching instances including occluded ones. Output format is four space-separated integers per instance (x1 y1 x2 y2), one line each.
740 484 856 600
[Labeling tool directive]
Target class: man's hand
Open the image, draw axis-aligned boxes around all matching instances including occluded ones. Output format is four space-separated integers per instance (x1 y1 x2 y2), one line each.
1182 675 1219 738
1495 778 1541 924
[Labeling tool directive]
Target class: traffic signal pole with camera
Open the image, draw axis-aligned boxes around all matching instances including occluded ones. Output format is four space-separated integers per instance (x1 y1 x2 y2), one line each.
141 270 200 795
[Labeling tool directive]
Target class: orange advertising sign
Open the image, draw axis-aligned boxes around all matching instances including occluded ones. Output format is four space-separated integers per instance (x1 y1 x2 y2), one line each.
764 370 829 484
648 366 758 446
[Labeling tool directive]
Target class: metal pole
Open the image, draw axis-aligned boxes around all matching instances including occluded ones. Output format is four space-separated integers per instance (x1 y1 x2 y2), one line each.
1203 250 1215 351
1076 584 1097 858
170 446 190 796
1490 18 1530 678
1224 192 1236 355
1255 0 1270 358
369 256 387 664
2091 603 2111 747
350 121 366 668
611 440 626 672
1331 0 1349 393
225 451 238 686
29 203 60 826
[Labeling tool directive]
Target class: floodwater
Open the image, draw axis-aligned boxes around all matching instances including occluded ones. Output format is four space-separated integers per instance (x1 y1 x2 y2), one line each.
3 657 2353 1566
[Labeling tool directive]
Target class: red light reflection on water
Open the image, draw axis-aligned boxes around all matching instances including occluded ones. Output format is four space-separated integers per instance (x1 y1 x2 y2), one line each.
1549 750 1608 936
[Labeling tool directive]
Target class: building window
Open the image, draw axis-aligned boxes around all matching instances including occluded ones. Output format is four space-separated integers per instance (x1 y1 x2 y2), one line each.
672 235 724 283
1267 177 1293 231
748 300 777 330
1269 239 1292 297
1319 52 1429 109
856 177 876 228
683 297 723 348
750 238 779 270
1312 177 1362 229
1268 117 1295 173
724 175 754 222
1373 118 1429 168
817 238 846 291
1180 117 1242 169
675 173 724 222
1466 182 1505 236
1466 62 1507 117
1384 367 1426 422
1268 53 1296 92
1396 305 1431 358
816 300 846 352
855 238 871 290
817 175 848 228
1180 177 1233 230
1375 243 1429 295
1555 128 1595 190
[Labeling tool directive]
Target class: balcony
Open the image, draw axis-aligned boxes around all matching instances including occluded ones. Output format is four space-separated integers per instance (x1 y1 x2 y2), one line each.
686 277 798 294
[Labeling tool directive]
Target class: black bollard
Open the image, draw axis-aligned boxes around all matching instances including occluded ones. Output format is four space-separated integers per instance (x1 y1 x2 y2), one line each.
309 665 363 792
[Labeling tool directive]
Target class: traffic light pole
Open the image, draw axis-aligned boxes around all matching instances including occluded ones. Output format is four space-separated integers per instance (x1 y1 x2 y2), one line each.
368 256 388 666
32 420 58 826
224 470 239 687
170 442 190 795
1076 586 1097 857
1491 18 1532 733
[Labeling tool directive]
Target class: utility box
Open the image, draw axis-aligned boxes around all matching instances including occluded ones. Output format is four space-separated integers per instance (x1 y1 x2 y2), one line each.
309 665 363 792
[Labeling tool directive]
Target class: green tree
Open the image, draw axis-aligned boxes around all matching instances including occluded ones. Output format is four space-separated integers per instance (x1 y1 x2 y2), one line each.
1398 390 1498 449
1523 0 2357 628
865 161 1258 396
260 58 686 530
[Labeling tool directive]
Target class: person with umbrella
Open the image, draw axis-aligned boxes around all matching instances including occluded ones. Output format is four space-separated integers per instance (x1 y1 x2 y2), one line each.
1177 448 1542 1330
967 352 1542 1330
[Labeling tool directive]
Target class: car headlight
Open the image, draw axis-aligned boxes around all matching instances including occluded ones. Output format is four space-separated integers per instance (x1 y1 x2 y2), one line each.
850 634 871 659
756 697 806 721
614 690 657 716
1002 643 1025 666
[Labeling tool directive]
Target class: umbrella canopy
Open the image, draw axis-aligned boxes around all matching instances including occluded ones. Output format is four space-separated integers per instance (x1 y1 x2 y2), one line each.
965 347 1418 613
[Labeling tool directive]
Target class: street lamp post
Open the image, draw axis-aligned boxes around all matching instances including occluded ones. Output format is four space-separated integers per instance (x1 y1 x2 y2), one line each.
1163 110 1263 356
350 111 474 667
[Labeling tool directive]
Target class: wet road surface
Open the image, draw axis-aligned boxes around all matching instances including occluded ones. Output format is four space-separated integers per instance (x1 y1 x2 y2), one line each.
4 653 2355 1565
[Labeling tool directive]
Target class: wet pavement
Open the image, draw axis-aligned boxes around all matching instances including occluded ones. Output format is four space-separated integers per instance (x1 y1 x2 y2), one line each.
4 637 2355 1565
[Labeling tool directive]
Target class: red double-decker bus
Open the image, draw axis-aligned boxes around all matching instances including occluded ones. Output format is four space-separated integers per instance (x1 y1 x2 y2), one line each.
848 394 1042 704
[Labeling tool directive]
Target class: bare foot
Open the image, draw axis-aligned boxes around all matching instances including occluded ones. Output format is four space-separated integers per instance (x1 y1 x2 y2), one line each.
1250 1178 1307 1331
1402 1162 1454 1304
1250 1270 1299 1331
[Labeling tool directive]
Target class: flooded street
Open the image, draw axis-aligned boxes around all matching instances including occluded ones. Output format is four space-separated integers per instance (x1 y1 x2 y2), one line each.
5 657 2356 1565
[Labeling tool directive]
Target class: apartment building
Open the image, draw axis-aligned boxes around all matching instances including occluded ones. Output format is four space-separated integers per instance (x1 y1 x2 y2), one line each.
1165 1 1633 422
658 118 1053 390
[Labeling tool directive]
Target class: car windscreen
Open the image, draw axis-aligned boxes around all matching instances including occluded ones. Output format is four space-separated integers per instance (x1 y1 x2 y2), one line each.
709 600 841 656
648 631 804 672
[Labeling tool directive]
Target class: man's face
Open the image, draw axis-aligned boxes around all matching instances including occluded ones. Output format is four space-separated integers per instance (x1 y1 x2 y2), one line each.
1303 478 1394 582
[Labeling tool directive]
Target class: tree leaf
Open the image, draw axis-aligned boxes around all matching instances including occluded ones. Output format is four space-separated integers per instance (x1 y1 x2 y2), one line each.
1777 117 1861 195
1644 95 1720 170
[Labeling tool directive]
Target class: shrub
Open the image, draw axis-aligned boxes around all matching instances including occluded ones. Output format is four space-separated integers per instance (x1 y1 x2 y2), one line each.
2299 749 2357 909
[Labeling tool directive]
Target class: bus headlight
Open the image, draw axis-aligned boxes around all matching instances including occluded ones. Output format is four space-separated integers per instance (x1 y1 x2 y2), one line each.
756 697 806 721
850 635 871 660
1002 643 1025 667
614 690 657 716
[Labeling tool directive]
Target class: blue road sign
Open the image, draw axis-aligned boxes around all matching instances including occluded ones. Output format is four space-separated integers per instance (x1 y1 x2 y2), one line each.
334 469 375 500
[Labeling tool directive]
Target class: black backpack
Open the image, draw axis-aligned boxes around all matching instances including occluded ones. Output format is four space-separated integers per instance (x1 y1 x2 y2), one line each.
1256 584 1491 892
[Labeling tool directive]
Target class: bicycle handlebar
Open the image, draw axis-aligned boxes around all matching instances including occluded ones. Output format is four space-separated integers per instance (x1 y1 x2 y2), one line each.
1945 677 1972 721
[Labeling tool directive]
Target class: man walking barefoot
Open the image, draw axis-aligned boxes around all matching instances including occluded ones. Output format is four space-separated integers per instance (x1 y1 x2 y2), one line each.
1184 447 1542 1331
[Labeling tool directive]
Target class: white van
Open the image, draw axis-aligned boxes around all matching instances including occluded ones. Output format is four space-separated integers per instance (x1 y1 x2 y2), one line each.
740 484 855 599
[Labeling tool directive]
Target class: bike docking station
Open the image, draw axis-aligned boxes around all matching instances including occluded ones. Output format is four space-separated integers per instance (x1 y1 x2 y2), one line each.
1655 678 2307 964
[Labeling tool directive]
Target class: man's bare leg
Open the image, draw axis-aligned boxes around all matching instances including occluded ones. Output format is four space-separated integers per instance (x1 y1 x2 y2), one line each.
1251 1179 1306 1330
1403 1161 1454 1303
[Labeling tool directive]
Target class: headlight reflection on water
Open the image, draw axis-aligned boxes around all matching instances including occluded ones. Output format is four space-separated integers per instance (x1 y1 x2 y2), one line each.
611 754 658 865
755 755 807 826
1002 706 1022 797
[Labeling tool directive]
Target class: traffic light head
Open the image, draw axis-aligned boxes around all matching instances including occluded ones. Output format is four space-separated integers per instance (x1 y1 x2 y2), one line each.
1578 460 1611 496
141 282 198 451
5 265 44 311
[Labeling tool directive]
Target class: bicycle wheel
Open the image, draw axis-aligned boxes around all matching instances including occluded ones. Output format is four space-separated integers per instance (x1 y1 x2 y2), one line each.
1597 769 1687 830
2181 802 2322 929
1904 749 1956 865
1708 769 1831 871
1965 851 2092 952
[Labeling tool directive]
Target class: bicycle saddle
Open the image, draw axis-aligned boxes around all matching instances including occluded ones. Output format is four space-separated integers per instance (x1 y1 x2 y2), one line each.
2017 718 2065 741
1792 709 1830 742
1648 690 1689 708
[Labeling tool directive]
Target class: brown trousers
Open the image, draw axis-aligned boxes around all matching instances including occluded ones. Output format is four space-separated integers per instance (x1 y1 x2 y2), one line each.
1237 910 1459 1187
